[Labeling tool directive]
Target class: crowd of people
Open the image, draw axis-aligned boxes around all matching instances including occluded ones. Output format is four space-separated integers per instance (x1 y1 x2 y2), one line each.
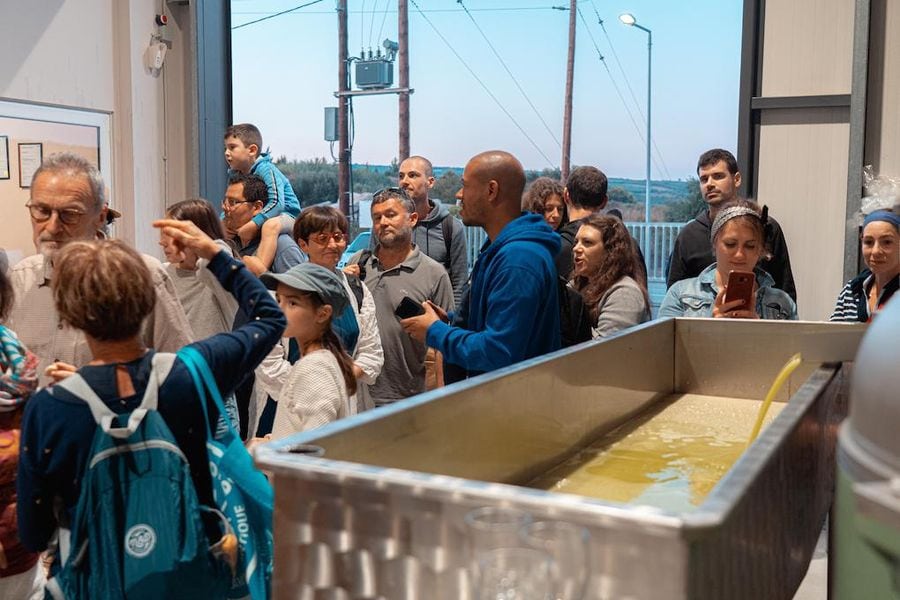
0 123 897 597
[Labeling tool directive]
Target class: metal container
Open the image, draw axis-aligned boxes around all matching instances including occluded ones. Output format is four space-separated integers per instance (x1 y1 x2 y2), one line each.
834 298 900 599
256 319 864 600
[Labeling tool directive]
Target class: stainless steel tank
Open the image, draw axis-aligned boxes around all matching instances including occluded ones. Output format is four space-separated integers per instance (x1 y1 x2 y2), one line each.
256 319 864 599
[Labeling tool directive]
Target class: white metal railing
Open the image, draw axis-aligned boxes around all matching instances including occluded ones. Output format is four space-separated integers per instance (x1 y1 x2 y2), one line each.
463 221 686 280
624 222 685 282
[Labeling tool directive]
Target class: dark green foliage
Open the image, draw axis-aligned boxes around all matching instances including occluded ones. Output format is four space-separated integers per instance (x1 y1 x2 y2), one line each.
431 170 462 205
664 177 706 222
608 186 636 204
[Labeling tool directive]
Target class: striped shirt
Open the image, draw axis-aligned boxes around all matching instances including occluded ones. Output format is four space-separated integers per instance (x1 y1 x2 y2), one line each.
830 270 899 322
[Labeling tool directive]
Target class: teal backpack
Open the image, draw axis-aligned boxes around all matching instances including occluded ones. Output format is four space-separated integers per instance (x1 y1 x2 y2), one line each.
45 353 232 600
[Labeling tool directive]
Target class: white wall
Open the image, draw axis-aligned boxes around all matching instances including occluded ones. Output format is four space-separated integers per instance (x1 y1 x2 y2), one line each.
0 0 193 258
756 0 854 320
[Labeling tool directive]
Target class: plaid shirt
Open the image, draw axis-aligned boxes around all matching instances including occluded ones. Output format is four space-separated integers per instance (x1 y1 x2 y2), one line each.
7 253 195 386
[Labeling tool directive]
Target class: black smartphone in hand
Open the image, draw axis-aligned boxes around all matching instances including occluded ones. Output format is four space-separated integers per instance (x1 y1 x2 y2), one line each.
395 296 425 319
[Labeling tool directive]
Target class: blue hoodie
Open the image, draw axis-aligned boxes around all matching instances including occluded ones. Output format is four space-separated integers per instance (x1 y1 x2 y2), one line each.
426 212 561 378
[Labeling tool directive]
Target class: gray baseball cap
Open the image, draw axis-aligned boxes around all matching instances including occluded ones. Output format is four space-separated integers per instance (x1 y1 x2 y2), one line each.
260 262 349 317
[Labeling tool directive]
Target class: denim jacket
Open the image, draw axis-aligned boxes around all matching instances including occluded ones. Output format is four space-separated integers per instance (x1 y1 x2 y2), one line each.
659 264 797 320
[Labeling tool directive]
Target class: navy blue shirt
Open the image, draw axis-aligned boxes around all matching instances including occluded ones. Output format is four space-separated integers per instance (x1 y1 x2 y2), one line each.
16 251 286 551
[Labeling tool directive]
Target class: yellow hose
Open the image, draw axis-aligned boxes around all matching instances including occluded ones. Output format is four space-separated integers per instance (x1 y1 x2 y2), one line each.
747 353 803 445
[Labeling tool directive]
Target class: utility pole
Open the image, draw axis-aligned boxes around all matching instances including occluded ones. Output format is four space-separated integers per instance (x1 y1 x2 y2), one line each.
337 0 350 215
398 0 410 161
561 0 576 182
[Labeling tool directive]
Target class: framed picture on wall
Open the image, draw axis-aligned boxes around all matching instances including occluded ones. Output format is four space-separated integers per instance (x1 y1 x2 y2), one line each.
18 142 42 188
0 135 9 180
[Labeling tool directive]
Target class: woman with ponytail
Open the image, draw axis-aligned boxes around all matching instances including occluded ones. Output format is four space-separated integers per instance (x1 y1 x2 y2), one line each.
261 263 357 438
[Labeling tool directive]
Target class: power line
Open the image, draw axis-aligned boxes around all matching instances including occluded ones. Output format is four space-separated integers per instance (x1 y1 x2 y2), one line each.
575 6 662 176
233 6 568 14
457 0 562 151
409 0 556 168
361 0 368 49
231 0 326 30
376 0 392 45
590 1 672 179
576 7 663 175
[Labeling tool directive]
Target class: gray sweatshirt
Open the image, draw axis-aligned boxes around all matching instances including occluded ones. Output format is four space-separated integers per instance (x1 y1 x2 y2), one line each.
414 200 468 305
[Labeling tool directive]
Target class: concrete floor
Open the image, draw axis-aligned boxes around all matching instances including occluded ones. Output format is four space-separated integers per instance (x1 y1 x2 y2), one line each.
793 524 829 599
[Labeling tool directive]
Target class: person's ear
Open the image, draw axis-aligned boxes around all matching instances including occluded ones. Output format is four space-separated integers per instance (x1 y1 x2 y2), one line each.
249 143 259 157
426 176 435 190
734 171 742 189
298 238 311 255
487 180 500 204
317 304 333 324
408 210 419 227
563 188 573 207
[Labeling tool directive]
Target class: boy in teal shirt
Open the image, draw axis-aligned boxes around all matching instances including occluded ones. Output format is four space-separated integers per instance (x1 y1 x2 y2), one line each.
224 123 301 258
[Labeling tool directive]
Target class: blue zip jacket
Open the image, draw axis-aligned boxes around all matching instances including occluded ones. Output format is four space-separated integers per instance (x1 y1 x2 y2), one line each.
229 151 302 226
426 212 561 377
658 263 797 320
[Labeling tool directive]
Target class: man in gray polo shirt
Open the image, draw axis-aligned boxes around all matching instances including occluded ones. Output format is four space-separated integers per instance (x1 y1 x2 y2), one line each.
349 188 454 405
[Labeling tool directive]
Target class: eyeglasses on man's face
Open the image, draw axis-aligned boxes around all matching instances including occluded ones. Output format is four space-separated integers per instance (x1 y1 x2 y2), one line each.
310 231 346 245
222 198 252 209
26 202 87 225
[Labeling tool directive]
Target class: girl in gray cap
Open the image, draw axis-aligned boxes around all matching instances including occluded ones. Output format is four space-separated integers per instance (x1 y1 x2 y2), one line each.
261 263 358 438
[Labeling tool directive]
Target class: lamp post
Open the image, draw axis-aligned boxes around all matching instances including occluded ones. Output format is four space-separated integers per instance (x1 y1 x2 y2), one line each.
619 13 652 240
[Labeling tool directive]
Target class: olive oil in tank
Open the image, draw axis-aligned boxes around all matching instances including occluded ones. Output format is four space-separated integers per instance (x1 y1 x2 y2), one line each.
530 394 785 512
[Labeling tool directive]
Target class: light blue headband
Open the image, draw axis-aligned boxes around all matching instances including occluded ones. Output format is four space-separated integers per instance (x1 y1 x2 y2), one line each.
863 209 900 230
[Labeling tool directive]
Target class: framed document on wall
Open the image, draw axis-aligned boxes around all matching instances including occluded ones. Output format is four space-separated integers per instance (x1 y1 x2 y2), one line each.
0 136 9 180
18 142 43 188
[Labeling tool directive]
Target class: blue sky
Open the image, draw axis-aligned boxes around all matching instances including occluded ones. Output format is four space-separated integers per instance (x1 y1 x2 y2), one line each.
231 0 742 179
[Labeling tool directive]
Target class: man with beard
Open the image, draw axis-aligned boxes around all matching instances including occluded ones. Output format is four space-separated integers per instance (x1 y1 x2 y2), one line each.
223 172 304 274
7 152 193 385
666 148 796 300
349 188 453 405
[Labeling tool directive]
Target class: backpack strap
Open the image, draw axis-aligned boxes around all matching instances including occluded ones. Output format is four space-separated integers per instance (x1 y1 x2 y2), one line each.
54 353 177 440
441 215 453 266
347 273 365 311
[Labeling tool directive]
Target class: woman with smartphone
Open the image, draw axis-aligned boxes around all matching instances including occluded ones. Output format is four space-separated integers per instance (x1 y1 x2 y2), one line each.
658 199 797 320
571 214 651 337
830 209 899 322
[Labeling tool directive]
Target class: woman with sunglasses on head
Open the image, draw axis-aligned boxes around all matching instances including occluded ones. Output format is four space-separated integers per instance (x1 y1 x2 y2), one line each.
659 199 797 320
831 209 899 322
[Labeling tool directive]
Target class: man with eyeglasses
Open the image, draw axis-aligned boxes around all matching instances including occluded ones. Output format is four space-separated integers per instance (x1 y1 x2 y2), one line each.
223 172 304 274
348 187 453 405
7 152 193 385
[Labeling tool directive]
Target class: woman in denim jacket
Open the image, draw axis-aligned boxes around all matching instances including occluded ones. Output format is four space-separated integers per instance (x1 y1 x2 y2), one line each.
659 200 797 320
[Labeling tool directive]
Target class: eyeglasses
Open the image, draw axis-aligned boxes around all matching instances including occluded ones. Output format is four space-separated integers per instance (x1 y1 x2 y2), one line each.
26 203 87 225
310 231 346 245
373 186 407 202
222 198 252 209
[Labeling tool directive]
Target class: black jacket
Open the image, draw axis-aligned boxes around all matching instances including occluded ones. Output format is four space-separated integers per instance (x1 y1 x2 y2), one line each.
665 209 797 301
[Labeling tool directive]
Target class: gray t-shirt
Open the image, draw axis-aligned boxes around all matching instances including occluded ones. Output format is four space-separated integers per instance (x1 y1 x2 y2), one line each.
353 247 454 402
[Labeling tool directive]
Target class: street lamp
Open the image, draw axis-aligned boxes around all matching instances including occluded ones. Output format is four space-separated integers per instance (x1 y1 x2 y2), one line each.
619 12 652 238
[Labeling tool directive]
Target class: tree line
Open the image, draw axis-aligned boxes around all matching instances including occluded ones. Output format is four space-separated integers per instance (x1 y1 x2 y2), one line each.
274 157 705 223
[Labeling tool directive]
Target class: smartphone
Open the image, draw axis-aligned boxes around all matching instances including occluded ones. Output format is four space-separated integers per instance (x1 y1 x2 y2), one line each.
723 270 755 309
395 296 425 319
